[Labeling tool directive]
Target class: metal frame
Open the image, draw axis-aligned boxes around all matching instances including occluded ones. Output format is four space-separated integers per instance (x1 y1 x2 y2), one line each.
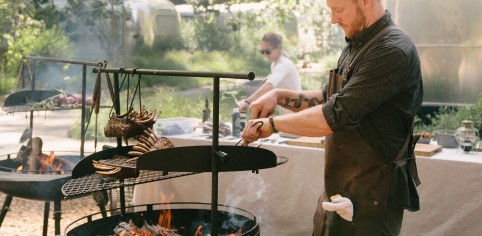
92 67 254 236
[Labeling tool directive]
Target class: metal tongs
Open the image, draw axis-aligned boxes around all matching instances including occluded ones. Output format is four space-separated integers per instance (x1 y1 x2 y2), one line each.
235 120 264 148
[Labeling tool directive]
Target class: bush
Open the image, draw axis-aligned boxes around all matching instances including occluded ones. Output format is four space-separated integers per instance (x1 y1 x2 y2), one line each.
416 93 482 136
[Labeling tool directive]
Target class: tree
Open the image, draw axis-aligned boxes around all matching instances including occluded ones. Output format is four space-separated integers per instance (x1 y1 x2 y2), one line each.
1 2 72 93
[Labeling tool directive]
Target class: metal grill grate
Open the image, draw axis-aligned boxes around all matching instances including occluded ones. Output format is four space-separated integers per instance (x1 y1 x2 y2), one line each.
61 171 197 198
62 156 288 198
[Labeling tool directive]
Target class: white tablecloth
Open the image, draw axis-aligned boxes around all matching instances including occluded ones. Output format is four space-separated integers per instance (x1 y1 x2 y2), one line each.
133 136 482 236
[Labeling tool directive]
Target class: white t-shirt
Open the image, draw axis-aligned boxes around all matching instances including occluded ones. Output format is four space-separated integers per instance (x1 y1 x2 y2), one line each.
267 55 301 91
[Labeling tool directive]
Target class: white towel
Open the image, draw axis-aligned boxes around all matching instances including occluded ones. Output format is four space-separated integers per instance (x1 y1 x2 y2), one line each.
322 194 353 222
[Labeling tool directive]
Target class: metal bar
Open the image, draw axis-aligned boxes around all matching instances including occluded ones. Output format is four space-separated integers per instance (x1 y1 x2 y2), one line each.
42 201 50 236
81 65 87 159
0 195 13 227
113 73 122 148
54 200 61 235
211 76 220 236
23 56 100 66
119 186 126 217
93 68 255 80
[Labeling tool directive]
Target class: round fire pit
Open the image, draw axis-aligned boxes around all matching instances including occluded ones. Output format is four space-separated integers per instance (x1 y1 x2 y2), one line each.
0 152 81 201
65 202 259 236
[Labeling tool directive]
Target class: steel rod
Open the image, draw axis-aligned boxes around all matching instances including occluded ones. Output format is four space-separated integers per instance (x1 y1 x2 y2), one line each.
81 65 87 159
43 201 50 236
23 56 101 66
54 200 61 235
211 77 220 236
119 186 126 217
113 73 123 148
93 67 255 80
0 195 13 227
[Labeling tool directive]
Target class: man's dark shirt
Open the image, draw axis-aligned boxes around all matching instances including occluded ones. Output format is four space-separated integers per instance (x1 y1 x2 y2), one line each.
322 12 424 161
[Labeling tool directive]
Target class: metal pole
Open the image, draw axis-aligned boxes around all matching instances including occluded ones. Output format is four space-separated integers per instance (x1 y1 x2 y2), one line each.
81 65 87 158
42 201 50 236
113 73 122 148
93 67 255 81
23 56 100 66
211 76 220 236
53 200 61 235
0 195 13 227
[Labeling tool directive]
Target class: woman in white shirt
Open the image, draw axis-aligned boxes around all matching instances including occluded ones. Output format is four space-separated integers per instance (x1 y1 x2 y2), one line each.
239 32 301 112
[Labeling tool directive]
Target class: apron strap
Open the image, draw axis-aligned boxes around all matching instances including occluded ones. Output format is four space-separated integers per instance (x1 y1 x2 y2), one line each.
390 133 422 186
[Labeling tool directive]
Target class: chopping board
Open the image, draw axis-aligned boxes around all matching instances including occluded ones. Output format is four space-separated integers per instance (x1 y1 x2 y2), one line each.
415 143 443 157
287 136 325 149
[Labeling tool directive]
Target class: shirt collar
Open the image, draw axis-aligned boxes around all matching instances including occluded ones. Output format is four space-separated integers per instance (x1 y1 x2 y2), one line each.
346 11 393 49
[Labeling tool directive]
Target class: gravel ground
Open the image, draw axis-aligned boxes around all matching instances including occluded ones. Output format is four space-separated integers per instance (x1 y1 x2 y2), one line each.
0 108 120 235
0 193 101 236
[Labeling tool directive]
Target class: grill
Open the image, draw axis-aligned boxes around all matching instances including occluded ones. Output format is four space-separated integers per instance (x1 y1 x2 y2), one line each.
65 203 260 236
62 146 288 198
0 56 105 235
0 152 80 201
61 145 286 236
61 67 288 236
0 152 82 236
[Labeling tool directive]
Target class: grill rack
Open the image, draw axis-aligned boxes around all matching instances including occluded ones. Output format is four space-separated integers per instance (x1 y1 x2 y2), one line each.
61 171 196 198
61 156 288 198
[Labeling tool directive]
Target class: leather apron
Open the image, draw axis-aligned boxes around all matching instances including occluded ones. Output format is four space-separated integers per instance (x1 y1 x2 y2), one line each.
313 71 404 236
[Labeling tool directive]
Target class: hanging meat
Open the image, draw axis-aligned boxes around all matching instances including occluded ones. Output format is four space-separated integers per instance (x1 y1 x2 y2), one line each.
104 106 160 139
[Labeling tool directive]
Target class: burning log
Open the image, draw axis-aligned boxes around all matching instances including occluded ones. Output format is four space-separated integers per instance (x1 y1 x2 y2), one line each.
113 217 181 236
15 137 75 173
27 137 42 172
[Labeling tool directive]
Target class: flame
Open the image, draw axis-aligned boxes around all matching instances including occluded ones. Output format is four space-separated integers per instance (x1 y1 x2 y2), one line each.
37 151 64 173
158 209 172 230
227 228 243 236
16 165 23 172
157 192 175 229
194 226 203 236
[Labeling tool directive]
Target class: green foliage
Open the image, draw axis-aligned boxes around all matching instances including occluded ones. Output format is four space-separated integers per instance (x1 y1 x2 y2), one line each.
1 13 72 93
415 93 482 136
298 0 345 55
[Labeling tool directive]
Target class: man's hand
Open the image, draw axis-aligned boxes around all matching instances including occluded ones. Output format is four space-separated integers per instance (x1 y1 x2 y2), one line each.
237 99 250 111
250 90 278 119
241 118 272 145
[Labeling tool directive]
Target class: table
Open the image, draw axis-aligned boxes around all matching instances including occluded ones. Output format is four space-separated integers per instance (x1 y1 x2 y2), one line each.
132 135 482 236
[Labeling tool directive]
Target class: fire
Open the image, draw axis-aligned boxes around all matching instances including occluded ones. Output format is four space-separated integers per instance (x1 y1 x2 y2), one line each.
38 151 64 173
113 193 246 236
227 228 243 236
158 209 172 230
194 226 203 236
157 192 175 229
16 165 23 172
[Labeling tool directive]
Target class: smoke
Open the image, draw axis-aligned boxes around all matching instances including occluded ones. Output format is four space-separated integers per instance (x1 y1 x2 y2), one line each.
222 173 272 232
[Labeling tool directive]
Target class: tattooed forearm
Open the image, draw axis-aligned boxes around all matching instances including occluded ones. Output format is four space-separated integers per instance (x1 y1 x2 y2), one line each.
283 93 324 108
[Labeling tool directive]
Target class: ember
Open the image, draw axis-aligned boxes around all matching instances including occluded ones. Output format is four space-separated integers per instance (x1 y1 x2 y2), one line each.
113 219 181 236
